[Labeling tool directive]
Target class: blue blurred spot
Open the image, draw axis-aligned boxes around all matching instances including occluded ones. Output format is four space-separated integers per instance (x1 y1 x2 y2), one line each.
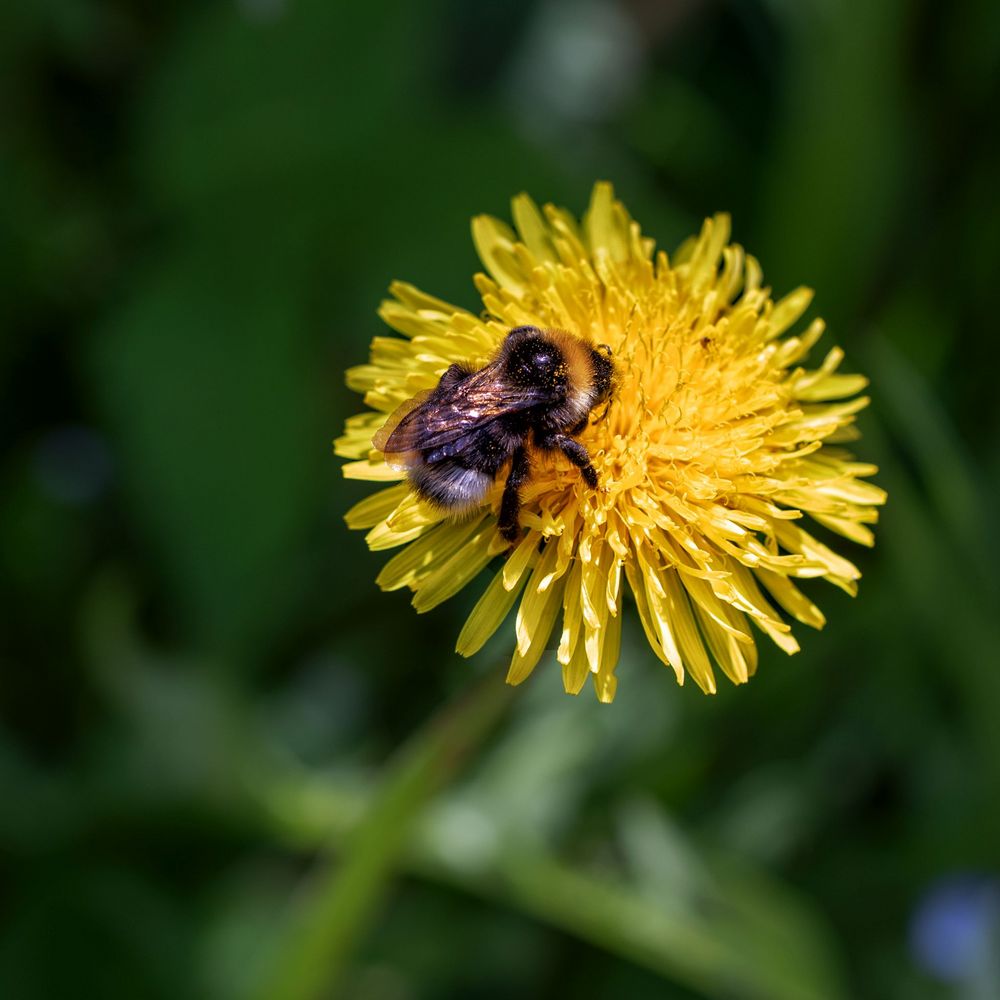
909 873 1000 982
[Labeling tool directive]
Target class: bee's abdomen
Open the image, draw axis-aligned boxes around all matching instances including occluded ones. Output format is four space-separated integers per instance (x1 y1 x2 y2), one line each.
410 460 493 511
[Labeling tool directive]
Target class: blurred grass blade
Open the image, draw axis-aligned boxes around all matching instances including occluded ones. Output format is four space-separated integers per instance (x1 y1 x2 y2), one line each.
864 333 997 587
483 849 846 1000
248 673 512 1000
252 772 847 1000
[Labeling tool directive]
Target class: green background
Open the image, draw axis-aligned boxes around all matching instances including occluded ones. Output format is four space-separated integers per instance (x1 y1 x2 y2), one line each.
2 1 999 997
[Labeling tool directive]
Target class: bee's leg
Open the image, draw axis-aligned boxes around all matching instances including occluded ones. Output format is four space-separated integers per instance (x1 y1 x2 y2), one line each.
591 398 613 423
567 415 589 436
539 432 598 488
498 445 530 542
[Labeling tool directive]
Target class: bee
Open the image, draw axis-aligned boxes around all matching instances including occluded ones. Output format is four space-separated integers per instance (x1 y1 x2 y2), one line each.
374 326 615 542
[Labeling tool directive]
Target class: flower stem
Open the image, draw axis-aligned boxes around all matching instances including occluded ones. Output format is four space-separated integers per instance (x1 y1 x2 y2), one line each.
250 669 513 1000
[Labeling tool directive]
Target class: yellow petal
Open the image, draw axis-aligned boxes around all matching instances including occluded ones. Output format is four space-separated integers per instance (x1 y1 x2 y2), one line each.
773 521 861 582
592 604 623 703
768 286 814 338
662 570 716 694
376 516 486 592
584 181 629 262
507 572 566 686
514 542 562 656
756 568 826 629
561 637 590 695
386 493 447 534
389 280 465 316
341 460 406 482
412 522 496 612
634 548 686 684
471 215 526 294
511 192 557 263
811 513 876 546
456 562 531 657
686 214 731 291
556 560 584 665
624 560 677 678
365 520 428 552
508 543 566 684
345 484 410 529
503 531 539 590
693 602 752 685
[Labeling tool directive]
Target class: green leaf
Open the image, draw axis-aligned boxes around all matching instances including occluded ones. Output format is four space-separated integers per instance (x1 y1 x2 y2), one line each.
90 227 324 658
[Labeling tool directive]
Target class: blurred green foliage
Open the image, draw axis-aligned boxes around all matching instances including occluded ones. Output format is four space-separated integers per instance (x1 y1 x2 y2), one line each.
2 1 1000 998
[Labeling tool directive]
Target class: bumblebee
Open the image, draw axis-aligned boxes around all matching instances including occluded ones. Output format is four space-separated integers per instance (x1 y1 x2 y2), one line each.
374 326 615 542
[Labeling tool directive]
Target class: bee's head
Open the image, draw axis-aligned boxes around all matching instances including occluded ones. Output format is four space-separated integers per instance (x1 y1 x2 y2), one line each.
504 327 567 390
591 343 615 405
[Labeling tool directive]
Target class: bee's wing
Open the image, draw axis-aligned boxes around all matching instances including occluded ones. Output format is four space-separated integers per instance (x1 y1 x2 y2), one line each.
372 389 435 470
373 362 545 468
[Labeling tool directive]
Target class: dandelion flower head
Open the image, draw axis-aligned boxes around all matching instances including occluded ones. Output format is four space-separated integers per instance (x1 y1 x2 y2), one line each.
337 183 885 702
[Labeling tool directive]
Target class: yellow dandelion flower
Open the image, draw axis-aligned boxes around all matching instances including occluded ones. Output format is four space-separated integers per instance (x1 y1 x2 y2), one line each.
337 183 886 702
